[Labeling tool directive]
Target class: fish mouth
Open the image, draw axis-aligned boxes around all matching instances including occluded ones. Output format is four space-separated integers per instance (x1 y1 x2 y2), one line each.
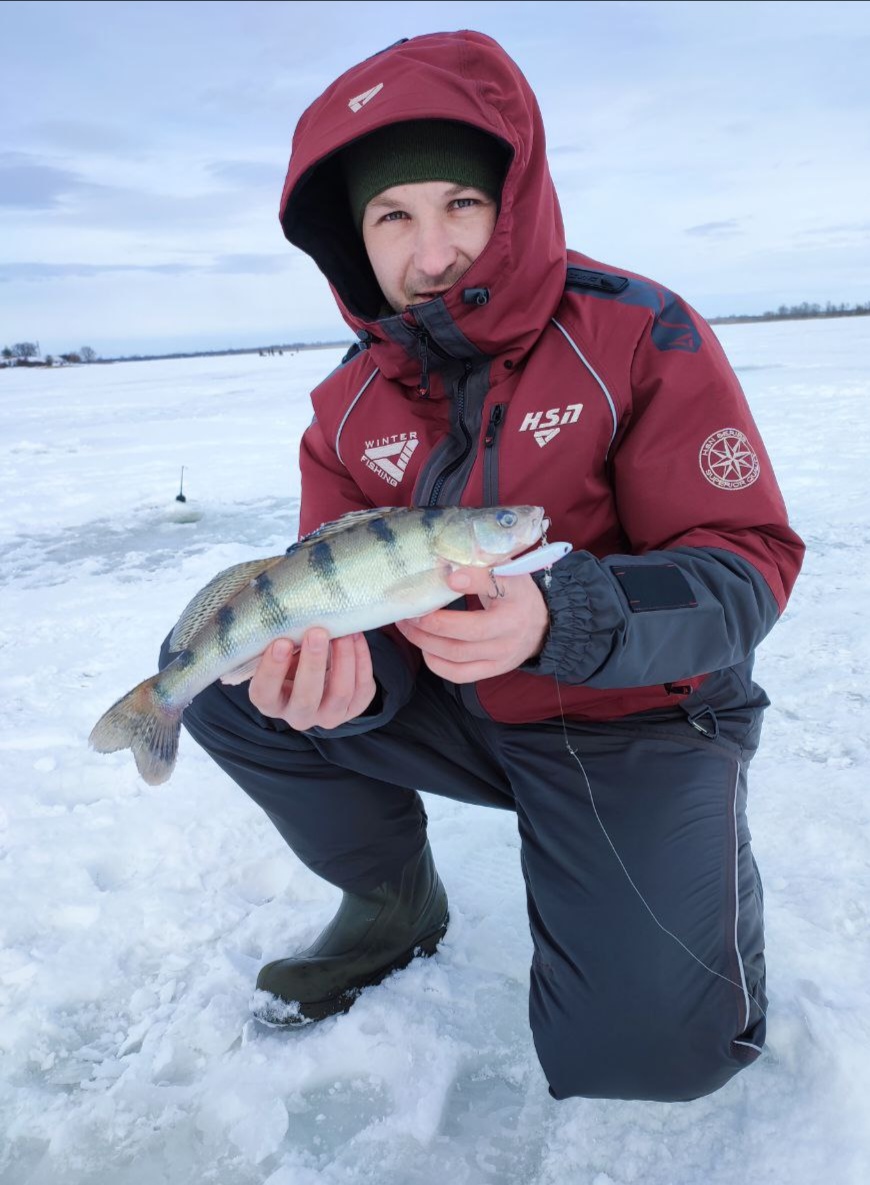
525 511 547 547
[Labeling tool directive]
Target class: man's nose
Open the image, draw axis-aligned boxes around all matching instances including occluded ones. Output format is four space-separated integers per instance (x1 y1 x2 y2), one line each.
412 219 459 279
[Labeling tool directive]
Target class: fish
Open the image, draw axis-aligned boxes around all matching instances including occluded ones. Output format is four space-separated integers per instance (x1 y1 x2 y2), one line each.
89 504 546 786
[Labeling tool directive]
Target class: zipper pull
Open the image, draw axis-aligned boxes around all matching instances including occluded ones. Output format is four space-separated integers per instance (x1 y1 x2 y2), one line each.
417 332 430 398
484 404 504 447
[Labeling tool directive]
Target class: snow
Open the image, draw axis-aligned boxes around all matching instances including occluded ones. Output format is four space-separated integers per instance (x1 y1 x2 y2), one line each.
1 319 869 1184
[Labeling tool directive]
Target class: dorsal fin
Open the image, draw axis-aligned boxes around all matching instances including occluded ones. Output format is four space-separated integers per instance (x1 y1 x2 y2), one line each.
169 555 286 650
292 506 410 549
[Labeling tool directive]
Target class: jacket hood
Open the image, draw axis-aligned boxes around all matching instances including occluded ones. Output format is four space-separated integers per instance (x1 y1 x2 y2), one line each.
279 30 567 385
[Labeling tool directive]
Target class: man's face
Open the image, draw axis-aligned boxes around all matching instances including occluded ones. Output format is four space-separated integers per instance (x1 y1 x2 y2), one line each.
361 180 497 312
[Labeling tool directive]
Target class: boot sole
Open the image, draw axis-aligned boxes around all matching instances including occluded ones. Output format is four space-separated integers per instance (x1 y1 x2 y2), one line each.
255 913 449 1027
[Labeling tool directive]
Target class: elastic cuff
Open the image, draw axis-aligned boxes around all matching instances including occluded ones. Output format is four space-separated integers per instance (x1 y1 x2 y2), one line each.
520 552 626 684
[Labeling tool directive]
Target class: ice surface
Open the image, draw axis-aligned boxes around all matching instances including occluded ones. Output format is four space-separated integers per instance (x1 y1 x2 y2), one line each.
1 324 869 1183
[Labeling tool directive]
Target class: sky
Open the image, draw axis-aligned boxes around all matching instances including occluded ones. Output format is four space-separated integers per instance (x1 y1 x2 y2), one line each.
2 0 869 358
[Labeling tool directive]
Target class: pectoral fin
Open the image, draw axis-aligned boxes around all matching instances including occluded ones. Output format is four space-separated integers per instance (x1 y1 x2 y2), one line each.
219 652 270 685
381 566 452 612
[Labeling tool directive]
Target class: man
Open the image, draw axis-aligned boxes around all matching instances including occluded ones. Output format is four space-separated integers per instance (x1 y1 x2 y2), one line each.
166 31 803 1101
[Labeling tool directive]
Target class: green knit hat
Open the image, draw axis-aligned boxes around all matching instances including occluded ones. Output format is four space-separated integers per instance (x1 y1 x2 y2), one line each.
343 119 507 230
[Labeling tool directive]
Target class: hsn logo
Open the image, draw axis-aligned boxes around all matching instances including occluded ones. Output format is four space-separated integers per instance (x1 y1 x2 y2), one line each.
519 403 583 447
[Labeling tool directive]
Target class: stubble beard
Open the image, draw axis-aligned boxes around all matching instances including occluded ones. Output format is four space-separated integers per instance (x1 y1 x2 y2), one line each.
396 262 472 311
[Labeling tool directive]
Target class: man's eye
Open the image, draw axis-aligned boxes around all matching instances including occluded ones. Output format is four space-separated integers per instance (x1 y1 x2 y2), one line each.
382 210 408 222
452 198 478 210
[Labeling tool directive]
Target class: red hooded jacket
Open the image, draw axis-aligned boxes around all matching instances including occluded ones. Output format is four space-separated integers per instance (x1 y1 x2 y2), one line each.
278 31 804 725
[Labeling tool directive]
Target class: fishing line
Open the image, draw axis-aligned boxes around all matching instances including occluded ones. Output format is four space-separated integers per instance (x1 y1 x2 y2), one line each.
542 563 767 1021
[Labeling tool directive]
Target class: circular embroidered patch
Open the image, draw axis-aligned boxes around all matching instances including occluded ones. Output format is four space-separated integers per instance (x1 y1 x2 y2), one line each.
699 428 760 490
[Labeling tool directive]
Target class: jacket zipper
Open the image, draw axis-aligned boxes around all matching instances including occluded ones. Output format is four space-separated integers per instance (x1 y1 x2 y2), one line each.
409 315 450 397
428 361 473 506
483 403 505 505
417 331 430 397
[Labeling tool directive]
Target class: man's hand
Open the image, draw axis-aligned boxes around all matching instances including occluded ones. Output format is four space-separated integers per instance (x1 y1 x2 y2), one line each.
394 568 549 683
248 629 376 731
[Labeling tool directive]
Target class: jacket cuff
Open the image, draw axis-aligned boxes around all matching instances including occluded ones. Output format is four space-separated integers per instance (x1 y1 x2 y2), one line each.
520 551 626 683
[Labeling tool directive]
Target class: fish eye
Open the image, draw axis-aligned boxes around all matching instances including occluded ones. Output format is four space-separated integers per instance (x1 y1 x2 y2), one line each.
496 510 518 528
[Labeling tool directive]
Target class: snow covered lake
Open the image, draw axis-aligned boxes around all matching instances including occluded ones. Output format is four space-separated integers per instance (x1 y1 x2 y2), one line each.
1 317 868 1185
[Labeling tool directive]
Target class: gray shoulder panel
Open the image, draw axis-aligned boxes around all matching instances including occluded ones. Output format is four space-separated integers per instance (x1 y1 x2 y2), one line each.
530 546 780 689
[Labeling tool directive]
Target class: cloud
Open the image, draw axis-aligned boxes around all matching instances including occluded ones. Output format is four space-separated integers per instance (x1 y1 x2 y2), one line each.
0 154 260 230
207 159 286 189
0 262 192 282
0 255 291 283
684 220 742 238
27 120 147 155
0 152 89 209
211 253 290 275
798 222 870 239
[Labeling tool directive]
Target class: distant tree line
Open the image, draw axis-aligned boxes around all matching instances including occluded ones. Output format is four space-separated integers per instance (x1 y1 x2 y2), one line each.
107 341 349 363
710 300 870 325
1 342 97 367
4 300 868 372
0 340 352 368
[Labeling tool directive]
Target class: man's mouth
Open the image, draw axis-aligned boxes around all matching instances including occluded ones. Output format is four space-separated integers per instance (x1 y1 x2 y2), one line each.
412 289 449 302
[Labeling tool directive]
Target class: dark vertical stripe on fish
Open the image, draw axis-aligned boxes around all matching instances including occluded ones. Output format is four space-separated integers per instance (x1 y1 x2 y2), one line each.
367 515 397 548
160 646 196 705
421 508 442 535
217 605 236 657
254 572 287 632
308 539 350 605
366 514 408 574
308 540 337 578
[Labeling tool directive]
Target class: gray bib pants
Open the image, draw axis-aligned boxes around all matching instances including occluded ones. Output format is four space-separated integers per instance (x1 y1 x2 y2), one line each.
160 637 767 1103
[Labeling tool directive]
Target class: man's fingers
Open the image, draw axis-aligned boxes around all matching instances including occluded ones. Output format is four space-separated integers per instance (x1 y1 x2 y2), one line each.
248 637 299 714
281 628 330 729
395 571 548 682
397 620 508 664
314 634 361 728
422 651 505 684
445 566 493 597
397 604 516 648
248 630 376 730
349 631 376 711
397 606 498 644
315 633 376 727
397 573 529 643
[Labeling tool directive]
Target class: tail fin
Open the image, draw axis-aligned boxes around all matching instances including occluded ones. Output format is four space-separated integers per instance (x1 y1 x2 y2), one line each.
89 675 183 786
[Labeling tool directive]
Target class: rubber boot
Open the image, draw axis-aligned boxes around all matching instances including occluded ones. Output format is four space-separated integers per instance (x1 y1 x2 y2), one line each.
254 843 449 1025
